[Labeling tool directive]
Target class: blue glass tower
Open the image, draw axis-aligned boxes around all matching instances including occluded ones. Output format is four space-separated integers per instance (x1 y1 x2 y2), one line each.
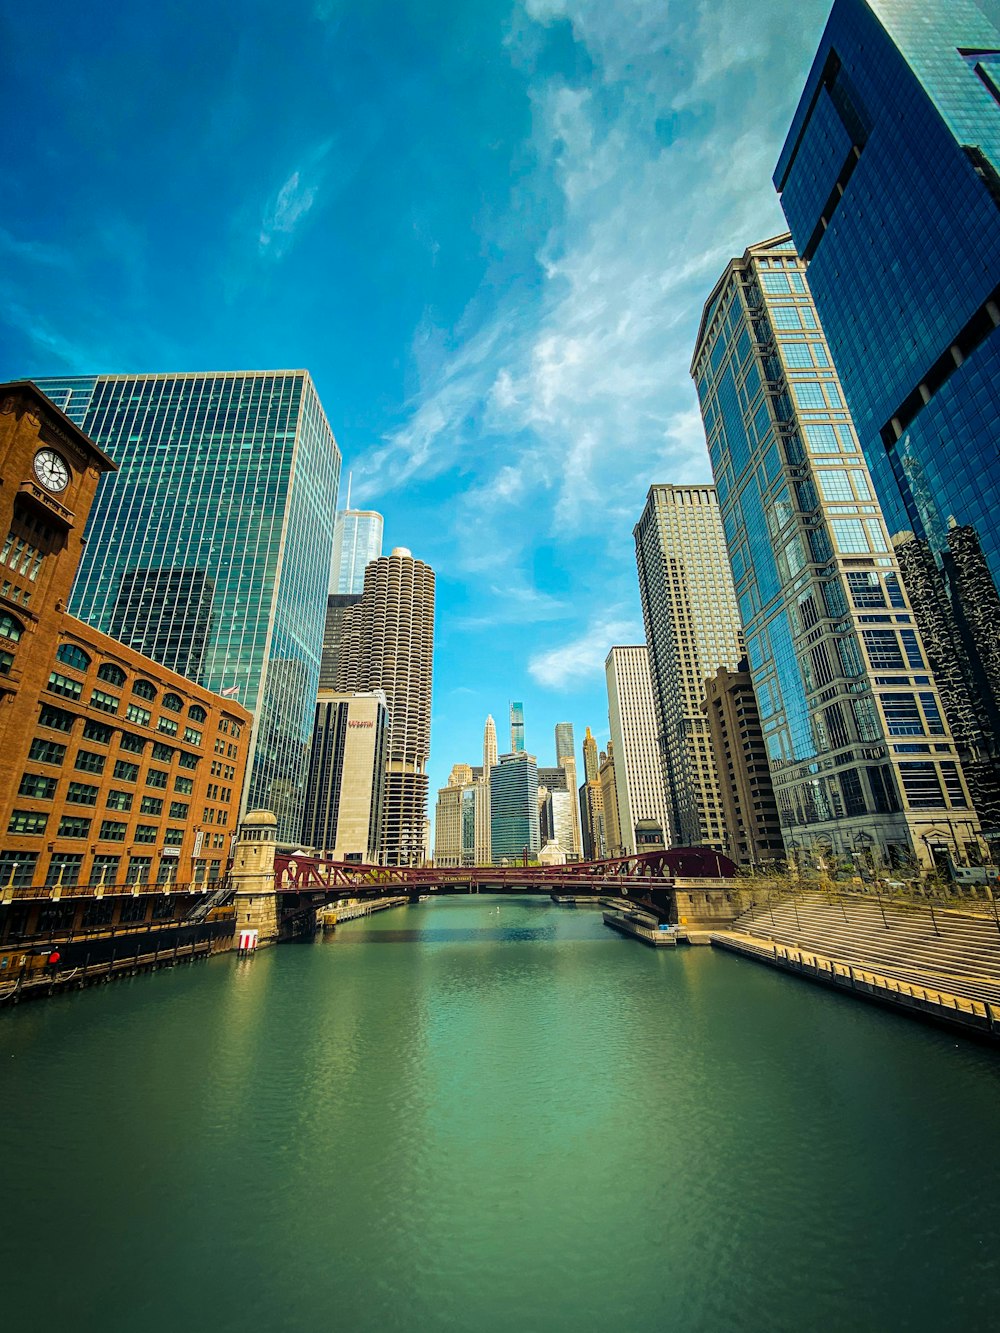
34 372 341 840
775 0 1000 584
489 751 539 863
692 234 982 871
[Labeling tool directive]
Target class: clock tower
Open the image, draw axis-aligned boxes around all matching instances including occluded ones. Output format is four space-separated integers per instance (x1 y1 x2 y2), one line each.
0 383 116 749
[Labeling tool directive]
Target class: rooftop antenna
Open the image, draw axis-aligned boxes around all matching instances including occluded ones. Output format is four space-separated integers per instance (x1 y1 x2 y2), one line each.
345 470 352 512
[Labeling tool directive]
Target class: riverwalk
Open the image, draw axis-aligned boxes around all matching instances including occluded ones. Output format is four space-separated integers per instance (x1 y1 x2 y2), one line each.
714 930 1000 1042
319 896 409 928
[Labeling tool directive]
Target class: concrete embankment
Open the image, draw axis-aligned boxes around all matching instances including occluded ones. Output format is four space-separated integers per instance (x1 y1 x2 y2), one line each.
713 932 1000 1042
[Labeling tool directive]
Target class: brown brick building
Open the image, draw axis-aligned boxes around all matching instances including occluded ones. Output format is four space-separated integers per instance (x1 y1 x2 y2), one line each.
0 383 250 952
702 662 785 869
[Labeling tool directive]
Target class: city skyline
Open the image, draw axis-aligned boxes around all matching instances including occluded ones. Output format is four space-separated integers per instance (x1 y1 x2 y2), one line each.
2 0 840 809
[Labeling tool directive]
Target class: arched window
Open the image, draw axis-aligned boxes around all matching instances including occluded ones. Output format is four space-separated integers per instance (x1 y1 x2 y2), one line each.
162 692 183 713
97 663 126 687
132 679 157 701
56 643 91 672
188 704 207 722
0 612 24 642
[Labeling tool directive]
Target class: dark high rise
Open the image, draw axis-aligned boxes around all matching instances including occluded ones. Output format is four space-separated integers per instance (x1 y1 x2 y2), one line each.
775 0 1000 585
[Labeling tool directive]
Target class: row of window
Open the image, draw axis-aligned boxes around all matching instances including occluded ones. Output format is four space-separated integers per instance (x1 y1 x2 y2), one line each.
35 702 203 763
53 643 209 723
15 770 191 817
8 809 187 843
0 850 225 889
27 737 197 791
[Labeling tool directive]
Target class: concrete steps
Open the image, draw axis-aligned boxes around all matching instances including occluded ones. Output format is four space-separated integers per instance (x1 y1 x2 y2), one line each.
733 892 1000 1004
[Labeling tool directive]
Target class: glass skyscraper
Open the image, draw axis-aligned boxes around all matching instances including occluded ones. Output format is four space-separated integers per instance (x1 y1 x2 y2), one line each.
691 234 982 871
510 701 525 753
775 0 1000 585
330 508 383 595
489 751 540 864
34 371 341 840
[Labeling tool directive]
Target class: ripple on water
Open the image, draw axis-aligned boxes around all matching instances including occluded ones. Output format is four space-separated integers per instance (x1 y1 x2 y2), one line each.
2 897 1000 1333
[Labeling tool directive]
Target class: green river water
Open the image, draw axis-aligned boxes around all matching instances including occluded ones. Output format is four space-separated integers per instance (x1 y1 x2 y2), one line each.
3 896 1000 1332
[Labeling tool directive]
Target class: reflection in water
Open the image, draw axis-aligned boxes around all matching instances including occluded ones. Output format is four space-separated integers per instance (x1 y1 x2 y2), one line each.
2 896 1000 1333
335 926 560 944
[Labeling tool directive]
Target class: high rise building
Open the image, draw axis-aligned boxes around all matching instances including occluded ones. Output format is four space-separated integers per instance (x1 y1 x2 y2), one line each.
0 383 251 897
434 763 490 867
510 701 525 754
330 486 383 595
774 0 1000 588
489 751 539 863
483 714 498 776
579 779 605 860
691 233 982 870
553 722 582 858
582 726 599 783
703 662 785 867
301 691 389 861
634 485 744 849
34 371 341 840
605 646 670 855
579 726 602 858
336 547 434 866
597 745 622 858
318 593 363 690
893 528 1000 849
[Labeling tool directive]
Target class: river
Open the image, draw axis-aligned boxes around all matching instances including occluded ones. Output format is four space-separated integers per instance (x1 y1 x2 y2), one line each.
3 896 1000 1331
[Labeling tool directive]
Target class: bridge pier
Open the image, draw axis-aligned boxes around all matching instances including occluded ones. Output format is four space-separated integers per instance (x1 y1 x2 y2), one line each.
230 811 280 947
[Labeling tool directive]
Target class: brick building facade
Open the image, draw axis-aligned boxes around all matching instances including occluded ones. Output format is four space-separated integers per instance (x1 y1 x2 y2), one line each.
0 383 250 949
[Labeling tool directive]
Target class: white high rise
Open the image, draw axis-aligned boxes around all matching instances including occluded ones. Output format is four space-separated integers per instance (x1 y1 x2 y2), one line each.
605 646 671 855
331 477 383 595
634 485 744 849
483 714 498 776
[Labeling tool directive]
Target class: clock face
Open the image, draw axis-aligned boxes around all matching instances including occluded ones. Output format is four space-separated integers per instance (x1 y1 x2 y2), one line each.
33 448 71 493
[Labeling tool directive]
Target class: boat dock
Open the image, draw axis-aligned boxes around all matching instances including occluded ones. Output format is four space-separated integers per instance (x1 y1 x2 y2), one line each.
602 909 678 947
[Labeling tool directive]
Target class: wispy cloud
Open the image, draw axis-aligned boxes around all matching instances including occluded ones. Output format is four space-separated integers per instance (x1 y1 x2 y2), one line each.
258 140 333 257
0 228 72 269
355 0 828 560
528 612 643 690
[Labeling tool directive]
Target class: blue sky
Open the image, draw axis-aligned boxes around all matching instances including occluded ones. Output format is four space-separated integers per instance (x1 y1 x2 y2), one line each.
1 0 833 800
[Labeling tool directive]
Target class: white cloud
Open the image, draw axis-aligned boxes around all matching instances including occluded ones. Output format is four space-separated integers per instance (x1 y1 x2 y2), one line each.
529 612 643 690
258 140 333 257
348 0 831 662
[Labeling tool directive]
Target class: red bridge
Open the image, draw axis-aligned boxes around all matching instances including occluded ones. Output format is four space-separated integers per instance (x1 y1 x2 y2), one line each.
274 847 736 915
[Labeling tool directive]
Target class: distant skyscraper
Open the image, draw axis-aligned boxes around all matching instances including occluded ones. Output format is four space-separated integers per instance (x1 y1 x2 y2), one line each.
302 691 389 861
634 485 743 848
692 233 981 870
35 371 341 840
774 0 1000 589
330 476 383 594
434 763 490 866
582 727 599 783
579 779 605 860
510 701 525 753
605 646 670 855
553 722 582 857
490 751 539 863
336 547 435 866
598 744 622 858
483 714 498 776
